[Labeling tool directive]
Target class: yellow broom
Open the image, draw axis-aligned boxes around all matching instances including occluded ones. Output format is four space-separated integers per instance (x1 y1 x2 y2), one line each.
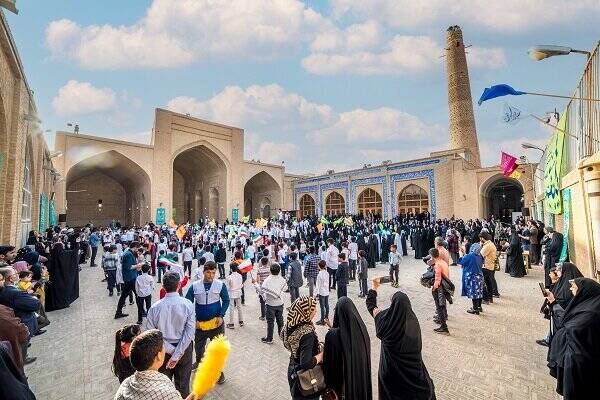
192 334 231 397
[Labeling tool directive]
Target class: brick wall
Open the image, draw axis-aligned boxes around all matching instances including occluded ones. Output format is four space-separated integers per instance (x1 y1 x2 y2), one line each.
66 172 125 227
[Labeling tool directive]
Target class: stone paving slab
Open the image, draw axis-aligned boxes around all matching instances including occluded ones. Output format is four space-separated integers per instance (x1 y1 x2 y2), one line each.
25 253 561 399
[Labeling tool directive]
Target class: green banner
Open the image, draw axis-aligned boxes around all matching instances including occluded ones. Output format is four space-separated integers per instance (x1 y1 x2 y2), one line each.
560 188 570 262
39 193 47 232
544 110 567 214
49 200 56 226
231 208 239 224
156 207 166 225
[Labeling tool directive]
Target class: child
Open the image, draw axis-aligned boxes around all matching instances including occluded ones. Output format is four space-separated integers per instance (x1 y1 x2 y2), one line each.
335 252 349 298
112 324 141 383
315 260 329 325
388 244 402 288
158 254 189 299
156 250 167 283
17 270 35 294
134 264 154 325
103 245 119 296
226 262 244 329
182 242 194 277
357 250 369 297
286 252 303 302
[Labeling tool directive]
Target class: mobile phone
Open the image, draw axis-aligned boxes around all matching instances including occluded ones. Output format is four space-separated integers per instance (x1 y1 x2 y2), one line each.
538 282 548 297
378 276 392 284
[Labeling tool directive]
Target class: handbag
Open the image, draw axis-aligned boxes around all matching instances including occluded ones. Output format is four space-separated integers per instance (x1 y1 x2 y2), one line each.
296 365 326 396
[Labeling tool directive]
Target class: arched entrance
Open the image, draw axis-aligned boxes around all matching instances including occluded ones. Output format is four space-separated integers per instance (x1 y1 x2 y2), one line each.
325 191 345 215
172 145 227 223
299 194 315 217
398 184 429 215
243 171 281 219
66 151 151 227
357 188 382 217
482 176 524 223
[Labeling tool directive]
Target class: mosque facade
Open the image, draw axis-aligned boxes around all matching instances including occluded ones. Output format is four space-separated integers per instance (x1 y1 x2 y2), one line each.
50 26 533 228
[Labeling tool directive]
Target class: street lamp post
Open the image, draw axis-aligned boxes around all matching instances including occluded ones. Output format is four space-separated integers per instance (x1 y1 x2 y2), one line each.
528 45 590 61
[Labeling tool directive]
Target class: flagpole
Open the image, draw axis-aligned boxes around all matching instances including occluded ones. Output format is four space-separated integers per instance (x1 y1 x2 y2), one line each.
524 91 600 102
528 113 579 140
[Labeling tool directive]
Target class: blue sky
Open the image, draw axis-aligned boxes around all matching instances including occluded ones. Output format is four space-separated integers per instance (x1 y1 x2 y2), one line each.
7 0 599 174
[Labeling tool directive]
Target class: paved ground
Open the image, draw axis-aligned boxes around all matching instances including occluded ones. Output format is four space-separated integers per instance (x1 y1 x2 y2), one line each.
26 252 561 400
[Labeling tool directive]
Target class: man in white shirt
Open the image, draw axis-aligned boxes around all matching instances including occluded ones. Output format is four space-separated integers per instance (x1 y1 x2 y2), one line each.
325 238 339 290
252 263 287 344
348 237 358 281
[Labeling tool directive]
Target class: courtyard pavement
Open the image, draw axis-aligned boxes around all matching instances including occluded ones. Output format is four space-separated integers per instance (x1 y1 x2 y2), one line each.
26 252 561 400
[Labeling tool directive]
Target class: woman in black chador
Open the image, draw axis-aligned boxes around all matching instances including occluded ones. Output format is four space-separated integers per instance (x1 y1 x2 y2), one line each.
323 297 372 400
548 278 600 400
367 283 436 400
505 228 525 277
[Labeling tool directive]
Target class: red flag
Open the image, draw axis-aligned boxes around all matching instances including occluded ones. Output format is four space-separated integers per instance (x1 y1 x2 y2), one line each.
500 152 518 176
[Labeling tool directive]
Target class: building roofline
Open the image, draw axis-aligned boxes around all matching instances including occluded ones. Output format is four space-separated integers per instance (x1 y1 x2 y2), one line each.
156 108 244 131
0 10 35 115
57 131 154 149
295 151 448 179
243 159 284 170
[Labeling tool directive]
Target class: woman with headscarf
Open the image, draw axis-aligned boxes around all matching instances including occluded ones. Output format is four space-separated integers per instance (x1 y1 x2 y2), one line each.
322 296 371 400
536 262 583 347
280 296 321 400
459 242 485 315
366 280 435 399
548 277 600 400
505 228 525 277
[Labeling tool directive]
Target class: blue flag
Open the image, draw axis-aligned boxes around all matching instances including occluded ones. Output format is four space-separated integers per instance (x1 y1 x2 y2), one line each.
478 84 526 105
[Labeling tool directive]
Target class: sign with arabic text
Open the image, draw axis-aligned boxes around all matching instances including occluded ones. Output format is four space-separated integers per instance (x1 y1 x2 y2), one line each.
544 110 567 214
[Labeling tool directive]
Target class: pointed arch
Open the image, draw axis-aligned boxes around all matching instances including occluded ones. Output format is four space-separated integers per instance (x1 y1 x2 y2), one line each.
243 171 281 219
299 194 316 217
398 184 429 215
357 188 382 216
66 150 151 227
325 191 345 216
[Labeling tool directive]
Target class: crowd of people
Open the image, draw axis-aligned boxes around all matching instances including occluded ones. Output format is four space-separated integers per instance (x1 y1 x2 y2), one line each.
0 210 598 400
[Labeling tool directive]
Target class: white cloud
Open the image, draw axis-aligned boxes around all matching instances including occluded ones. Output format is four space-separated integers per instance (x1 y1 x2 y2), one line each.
245 133 299 165
52 80 116 116
329 0 600 31
45 0 326 70
479 136 546 167
167 84 335 130
467 47 506 69
307 107 445 144
303 35 441 75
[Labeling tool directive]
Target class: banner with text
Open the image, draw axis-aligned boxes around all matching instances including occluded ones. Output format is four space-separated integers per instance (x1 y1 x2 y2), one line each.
544 109 567 214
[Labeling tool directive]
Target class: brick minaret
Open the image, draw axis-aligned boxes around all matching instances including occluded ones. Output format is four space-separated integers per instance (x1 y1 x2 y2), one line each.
446 25 481 168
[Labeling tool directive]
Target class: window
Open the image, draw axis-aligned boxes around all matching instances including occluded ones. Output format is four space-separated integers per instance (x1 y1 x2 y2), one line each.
325 192 345 216
398 184 428 215
357 188 382 216
20 142 33 247
299 194 315 217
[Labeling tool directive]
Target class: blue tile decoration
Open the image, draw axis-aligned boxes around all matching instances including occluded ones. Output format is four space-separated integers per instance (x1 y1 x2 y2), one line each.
350 176 388 218
293 159 441 218
319 181 349 214
294 185 318 213
294 158 442 186
386 158 441 171
390 169 436 217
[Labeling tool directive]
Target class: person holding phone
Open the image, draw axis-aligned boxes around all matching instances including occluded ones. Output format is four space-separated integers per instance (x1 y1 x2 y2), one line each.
367 278 436 400
537 263 583 347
